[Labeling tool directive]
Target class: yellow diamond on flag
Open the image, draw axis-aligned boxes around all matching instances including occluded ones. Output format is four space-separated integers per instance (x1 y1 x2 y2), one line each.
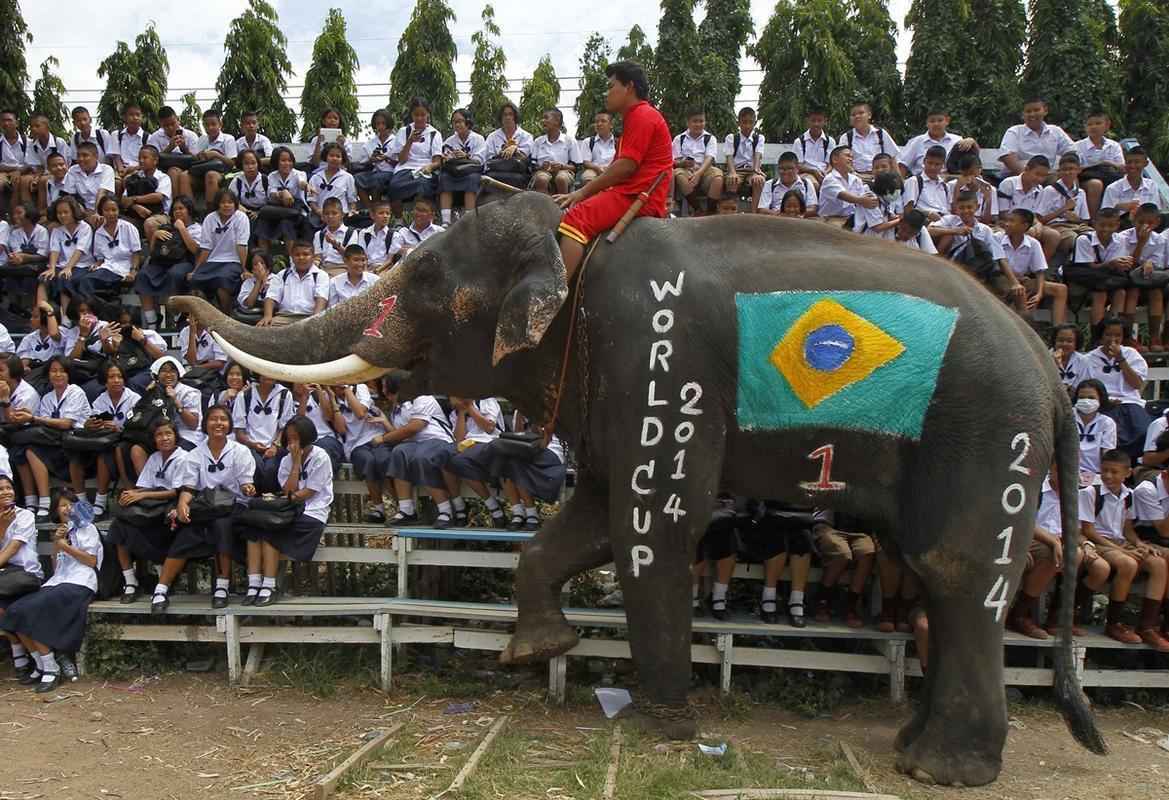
769 298 906 409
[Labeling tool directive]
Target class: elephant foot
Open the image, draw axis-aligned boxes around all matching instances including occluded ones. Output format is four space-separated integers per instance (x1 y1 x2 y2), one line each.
499 615 579 665
893 702 929 753
895 736 1001 787
618 701 698 741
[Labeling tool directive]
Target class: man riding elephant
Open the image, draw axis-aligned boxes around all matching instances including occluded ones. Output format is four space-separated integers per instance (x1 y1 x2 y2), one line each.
172 183 1106 789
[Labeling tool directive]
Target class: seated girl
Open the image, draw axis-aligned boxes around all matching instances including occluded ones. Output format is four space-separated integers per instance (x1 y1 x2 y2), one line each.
22 356 91 520
240 416 333 606
212 362 249 408
1051 323 1090 398
440 397 505 526
14 300 65 368
259 146 309 246
235 251 274 322
186 189 250 313
81 195 141 298
87 362 142 518
128 356 203 476
291 383 345 473
1074 378 1117 486
382 389 457 526
136 195 201 330
107 420 188 604
231 373 294 493
0 475 45 657
0 490 99 693
37 196 94 321
495 410 567 531
332 382 388 523
152 405 255 612
230 150 267 245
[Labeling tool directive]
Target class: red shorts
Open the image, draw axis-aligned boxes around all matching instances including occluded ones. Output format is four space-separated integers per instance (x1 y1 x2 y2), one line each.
559 190 660 245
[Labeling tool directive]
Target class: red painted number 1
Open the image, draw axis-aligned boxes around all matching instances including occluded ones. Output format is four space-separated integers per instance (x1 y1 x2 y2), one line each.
799 444 847 492
363 295 399 339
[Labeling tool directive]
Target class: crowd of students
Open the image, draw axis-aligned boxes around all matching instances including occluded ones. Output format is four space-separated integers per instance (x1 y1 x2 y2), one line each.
1 88 1168 690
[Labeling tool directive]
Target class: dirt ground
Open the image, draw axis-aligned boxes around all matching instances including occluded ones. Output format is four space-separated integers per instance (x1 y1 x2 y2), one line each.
1 672 1167 800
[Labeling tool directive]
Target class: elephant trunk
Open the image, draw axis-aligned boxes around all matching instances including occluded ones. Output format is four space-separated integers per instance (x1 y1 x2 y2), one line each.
169 268 411 384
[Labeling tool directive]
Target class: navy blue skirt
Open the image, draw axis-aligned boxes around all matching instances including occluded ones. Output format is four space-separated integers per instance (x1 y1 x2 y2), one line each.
71 267 123 297
136 260 183 295
242 514 325 562
0 583 95 652
349 441 394 481
188 261 243 294
386 439 454 489
169 516 239 559
389 170 437 201
438 172 482 194
498 448 567 503
108 518 176 564
445 441 496 483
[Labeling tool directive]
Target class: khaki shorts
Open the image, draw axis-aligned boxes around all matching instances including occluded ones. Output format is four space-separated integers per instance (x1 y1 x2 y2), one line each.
1048 221 1093 248
674 166 724 196
531 168 576 188
815 526 876 562
579 168 602 183
729 169 764 196
1025 538 1056 570
1093 537 1143 561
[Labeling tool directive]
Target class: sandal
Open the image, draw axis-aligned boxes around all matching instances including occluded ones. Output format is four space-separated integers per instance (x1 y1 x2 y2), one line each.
434 512 452 530
255 587 277 608
211 587 230 610
151 593 170 614
120 584 139 605
242 587 259 607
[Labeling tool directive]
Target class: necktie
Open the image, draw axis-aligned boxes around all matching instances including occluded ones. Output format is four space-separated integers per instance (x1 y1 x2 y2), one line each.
1101 358 1121 374
208 458 225 474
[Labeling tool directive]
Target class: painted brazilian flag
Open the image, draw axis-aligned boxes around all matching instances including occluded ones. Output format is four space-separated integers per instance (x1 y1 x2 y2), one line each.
736 291 959 441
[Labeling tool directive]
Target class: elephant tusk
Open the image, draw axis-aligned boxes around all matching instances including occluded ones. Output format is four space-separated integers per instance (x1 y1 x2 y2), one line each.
209 332 389 385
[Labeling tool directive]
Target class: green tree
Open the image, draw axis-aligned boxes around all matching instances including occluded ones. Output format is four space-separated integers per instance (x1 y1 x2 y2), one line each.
31 56 67 137
519 55 561 133
617 24 655 68
299 9 360 139
214 0 297 140
0 0 32 122
1022 0 1124 136
655 0 704 132
842 0 904 135
468 4 509 130
964 0 1026 145
1120 0 1169 157
573 33 612 137
179 92 203 136
96 23 170 131
388 0 458 129
698 0 754 136
902 0 972 132
750 0 859 141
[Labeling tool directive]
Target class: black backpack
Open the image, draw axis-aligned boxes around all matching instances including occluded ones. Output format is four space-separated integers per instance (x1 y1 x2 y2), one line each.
845 127 886 155
1093 485 1133 517
121 385 179 448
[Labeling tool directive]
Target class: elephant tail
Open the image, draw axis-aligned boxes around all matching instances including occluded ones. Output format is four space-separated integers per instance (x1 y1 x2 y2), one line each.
1052 403 1107 755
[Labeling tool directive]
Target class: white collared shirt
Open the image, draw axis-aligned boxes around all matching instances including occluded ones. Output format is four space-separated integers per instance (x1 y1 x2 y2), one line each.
92 387 142 430
405 395 454 443
672 130 717 163
795 130 835 172
267 169 307 204
1037 180 1090 223
1134 475 1169 522
1074 231 1129 266
37 383 91 430
1086 344 1148 406
314 224 353 265
1 381 41 421
195 131 238 160
66 129 112 163
760 175 818 212
236 274 271 309
63 163 116 210
16 330 63 361
278 446 334 523
442 130 487 165
232 383 294 447
359 224 394 268
855 193 901 236
938 214 1005 259
579 132 616 169
450 398 502 444
1117 227 1169 269
173 382 204 446
236 133 273 159
329 271 378 307
1034 479 1062 537
137 449 189 491
0 508 42 579
0 445 9 479
900 227 938 253
110 127 147 168
336 383 375 457
484 126 534 159
231 173 267 210
724 130 766 170
292 390 337 440
130 169 173 213
366 131 397 173
1074 136 1124 168
183 438 255 499
389 222 444 258
1079 483 1133 541
200 209 250 264
147 126 199 155
8 224 49 259
267 265 328 315
898 131 963 175
1076 411 1117 476
531 133 579 168
50 222 95 269
308 168 357 213
998 233 1047 277
177 325 227 366
996 175 1045 213
25 134 67 170
61 321 108 357
998 123 1074 169
0 133 28 167
0 322 11 354
902 173 950 215
841 126 900 173
92 219 142 278
817 170 867 218
1102 175 1162 210
1055 349 1091 389
390 124 443 173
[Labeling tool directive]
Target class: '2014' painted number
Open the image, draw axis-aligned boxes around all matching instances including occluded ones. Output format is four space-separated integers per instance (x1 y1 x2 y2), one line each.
984 433 1031 622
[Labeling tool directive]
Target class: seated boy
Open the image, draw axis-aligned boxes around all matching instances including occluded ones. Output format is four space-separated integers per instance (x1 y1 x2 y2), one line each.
1036 153 1092 258
529 108 579 195
1075 110 1125 218
63 142 115 227
930 191 1022 307
359 200 395 272
840 101 899 176
313 197 357 275
65 106 110 166
811 509 875 628
947 152 998 224
120 145 173 237
258 240 328 326
146 106 198 200
1102 147 1161 223
235 111 273 169
758 151 818 217
894 209 938 253
997 96 1074 177
1080 448 1169 649
1120 202 1169 348
818 146 874 226
388 199 444 265
900 145 950 222
19 114 67 207
998 208 1067 323
579 111 617 184
109 103 148 195
794 107 835 185
192 109 238 209
898 109 974 176
329 244 377 308
853 166 902 237
1134 458 1169 549
671 109 723 213
723 106 766 213
997 155 1062 261
1063 208 1131 326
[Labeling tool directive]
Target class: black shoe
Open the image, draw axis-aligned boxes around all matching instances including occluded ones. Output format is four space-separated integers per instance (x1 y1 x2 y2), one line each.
434 512 452 530
710 600 729 621
523 516 540 532
57 654 78 682
241 589 258 607
35 672 60 694
364 508 386 523
18 668 41 686
151 594 169 614
390 511 418 526
506 514 524 531
120 584 139 604
14 663 33 683
692 599 706 618
489 511 506 529
255 588 277 607
759 604 779 625
454 509 468 527
788 602 807 629
211 588 229 609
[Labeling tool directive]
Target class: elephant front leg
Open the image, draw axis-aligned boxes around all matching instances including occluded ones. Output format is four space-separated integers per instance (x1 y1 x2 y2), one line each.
501 477 613 665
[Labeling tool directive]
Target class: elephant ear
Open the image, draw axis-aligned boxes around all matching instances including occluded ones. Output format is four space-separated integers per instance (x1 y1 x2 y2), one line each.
492 231 569 365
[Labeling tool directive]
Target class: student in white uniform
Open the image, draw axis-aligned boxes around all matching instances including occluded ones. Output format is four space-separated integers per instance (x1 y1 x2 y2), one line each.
313 198 358 274
758 151 818 217
232 375 294 493
496 410 568 531
235 111 273 169
530 107 579 195
137 196 201 329
440 397 503 527
358 201 395 272
947 152 998 224
79 196 141 298
723 106 766 213
672 110 723 212
388 97 443 221
0 110 27 201
852 168 902 238
257 146 309 245
1075 110 1126 217
86 362 142 517
63 142 115 226
1135 462 1169 548
578 110 617 186
15 301 64 367
305 108 353 175
230 150 268 244
107 420 188 603
153 405 256 612
438 108 486 224
192 109 238 210
1102 147 1162 220
4 202 50 279
893 209 938 253
290 383 345 472
1120 202 1169 349
128 357 203 469
1051 323 1091 395
794 108 835 184
1064 209 1132 326
109 103 148 179
121 145 174 239
257 241 328 326
1035 153 1092 263
901 146 950 221
996 157 1063 263
329 245 378 308
839 101 899 175
383 387 456 526
39 196 94 319
1073 378 1118 485
177 316 227 374
388 199 444 265
188 189 250 312
240 416 333 606
0 476 44 627
332 382 389 522
1087 317 1151 460
0 323 11 356
0 490 100 693
65 106 110 165
483 101 534 191
23 357 91 519
146 106 199 200
307 144 358 219
356 109 398 206
18 114 67 206
897 109 974 176
817 146 873 223
999 208 1066 324
997 97 1074 177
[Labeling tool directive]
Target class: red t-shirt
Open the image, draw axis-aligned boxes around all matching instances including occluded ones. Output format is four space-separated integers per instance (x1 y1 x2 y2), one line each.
614 100 673 214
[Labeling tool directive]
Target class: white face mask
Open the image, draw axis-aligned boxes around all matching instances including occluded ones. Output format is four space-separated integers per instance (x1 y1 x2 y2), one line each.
1076 398 1100 415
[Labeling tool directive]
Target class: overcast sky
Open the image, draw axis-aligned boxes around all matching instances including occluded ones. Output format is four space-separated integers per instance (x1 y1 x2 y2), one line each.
21 0 918 135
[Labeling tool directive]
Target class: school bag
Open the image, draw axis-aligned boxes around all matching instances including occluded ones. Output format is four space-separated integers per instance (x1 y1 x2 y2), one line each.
315 226 359 255
799 134 830 163
732 132 761 167
1093 485 1133 517
121 385 179 449
149 225 190 267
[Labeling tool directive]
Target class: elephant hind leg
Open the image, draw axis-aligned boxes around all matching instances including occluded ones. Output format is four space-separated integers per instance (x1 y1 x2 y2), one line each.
501 476 612 665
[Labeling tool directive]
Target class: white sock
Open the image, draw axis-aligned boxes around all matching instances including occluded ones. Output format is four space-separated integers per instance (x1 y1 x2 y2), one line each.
261 576 276 590
94 492 108 510
398 498 416 515
371 502 384 512
121 569 136 586
23 495 35 509
215 577 230 591
247 573 261 591
154 583 169 596
441 209 452 224
11 643 28 668
789 590 805 609
32 652 44 671
712 582 729 603
511 503 523 517
37 497 50 511
40 652 58 675
761 586 777 610
437 500 452 515
485 497 500 512
451 496 466 513
525 506 538 519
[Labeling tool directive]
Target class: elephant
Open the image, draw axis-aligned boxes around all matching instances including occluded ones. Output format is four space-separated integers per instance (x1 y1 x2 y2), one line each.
172 191 1106 786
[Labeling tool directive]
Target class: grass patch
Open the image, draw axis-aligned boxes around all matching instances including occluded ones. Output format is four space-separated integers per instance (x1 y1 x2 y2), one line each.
264 644 379 698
